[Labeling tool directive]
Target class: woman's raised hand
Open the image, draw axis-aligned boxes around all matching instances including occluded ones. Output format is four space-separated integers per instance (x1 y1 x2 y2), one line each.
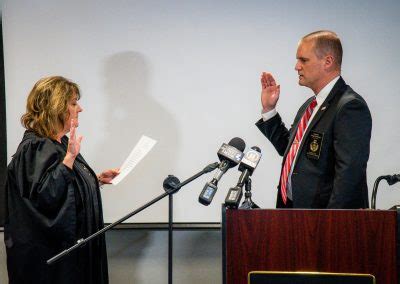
63 119 83 169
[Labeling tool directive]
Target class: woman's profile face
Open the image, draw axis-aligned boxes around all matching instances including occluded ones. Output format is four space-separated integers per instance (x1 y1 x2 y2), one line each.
63 94 83 133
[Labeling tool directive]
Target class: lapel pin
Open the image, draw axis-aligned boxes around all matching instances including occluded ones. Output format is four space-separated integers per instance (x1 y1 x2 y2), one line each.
321 106 326 111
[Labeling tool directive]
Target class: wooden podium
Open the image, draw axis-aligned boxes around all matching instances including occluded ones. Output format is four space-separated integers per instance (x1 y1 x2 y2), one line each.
222 208 399 284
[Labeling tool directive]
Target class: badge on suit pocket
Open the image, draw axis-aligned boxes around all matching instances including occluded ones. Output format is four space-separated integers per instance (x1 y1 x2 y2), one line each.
306 131 324 160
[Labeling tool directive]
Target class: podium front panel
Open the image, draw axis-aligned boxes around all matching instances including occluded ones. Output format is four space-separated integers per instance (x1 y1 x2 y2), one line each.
223 209 397 284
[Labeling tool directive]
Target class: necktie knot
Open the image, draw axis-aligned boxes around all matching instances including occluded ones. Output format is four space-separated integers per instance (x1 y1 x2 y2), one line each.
310 98 317 110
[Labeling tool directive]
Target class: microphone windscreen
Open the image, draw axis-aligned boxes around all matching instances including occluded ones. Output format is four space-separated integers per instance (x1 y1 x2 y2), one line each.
228 137 246 152
251 146 261 153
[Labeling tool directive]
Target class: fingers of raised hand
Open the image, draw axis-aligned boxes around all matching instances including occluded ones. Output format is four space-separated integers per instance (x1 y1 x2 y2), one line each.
260 73 267 88
261 72 276 87
266 74 276 86
70 120 76 139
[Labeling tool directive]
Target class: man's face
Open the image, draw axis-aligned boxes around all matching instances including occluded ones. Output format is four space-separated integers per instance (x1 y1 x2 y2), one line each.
295 40 325 93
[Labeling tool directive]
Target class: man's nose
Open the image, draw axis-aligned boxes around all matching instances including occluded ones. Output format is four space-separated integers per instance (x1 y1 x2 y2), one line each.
295 62 301 71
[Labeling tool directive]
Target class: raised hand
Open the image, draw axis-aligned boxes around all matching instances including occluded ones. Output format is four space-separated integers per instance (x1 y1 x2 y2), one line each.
97 168 120 185
260 72 280 112
63 119 83 169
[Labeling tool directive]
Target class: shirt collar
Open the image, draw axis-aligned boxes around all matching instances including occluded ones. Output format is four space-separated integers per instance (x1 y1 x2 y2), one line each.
315 76 340 106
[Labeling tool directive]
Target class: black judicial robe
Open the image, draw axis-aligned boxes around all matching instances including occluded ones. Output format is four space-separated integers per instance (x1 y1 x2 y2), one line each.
4 131 108 284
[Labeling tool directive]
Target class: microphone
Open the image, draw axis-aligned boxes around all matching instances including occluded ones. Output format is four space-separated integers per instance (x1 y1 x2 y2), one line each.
383 174 400 186
225 146 262 208
198 137 246 206
371 174 400 209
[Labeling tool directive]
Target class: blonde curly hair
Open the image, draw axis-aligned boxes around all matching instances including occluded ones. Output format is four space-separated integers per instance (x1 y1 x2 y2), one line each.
21 76 80 139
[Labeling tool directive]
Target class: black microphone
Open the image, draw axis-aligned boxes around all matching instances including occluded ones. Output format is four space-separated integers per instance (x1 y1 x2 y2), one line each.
225 146 262 208
198 137 246 206
371 173 400 209
383 174 400 186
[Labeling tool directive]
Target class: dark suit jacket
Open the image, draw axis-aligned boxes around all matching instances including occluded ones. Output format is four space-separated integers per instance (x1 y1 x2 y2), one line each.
256 77 372 209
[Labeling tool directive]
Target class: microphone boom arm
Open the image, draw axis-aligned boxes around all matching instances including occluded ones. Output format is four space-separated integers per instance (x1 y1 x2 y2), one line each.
47 161 219 265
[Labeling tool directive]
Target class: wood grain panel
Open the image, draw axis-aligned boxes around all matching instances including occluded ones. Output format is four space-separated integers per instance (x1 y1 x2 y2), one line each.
224 209 397 284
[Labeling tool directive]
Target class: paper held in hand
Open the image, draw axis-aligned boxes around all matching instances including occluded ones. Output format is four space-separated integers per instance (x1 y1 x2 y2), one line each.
111 135 157 185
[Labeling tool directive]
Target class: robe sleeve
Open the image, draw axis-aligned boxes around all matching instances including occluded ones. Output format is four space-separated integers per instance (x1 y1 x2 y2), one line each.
10 137 77 231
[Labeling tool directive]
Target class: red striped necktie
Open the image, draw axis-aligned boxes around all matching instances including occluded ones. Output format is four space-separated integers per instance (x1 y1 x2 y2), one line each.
280 98 317 204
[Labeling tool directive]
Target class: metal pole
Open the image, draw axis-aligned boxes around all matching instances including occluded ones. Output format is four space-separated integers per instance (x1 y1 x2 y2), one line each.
168 194 173 284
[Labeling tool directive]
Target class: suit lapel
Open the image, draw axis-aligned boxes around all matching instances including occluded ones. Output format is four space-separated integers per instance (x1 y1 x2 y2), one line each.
297 77 346 154
283 77 347 160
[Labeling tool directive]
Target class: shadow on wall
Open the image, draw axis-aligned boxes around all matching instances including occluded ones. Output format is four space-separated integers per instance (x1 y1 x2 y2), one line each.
97 51 180 222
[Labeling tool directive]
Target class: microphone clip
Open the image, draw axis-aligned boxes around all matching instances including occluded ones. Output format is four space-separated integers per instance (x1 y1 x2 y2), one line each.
163 175 180 194
239 177 259 209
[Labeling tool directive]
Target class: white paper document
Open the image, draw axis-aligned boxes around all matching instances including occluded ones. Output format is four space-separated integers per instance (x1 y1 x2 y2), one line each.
111 135 157 185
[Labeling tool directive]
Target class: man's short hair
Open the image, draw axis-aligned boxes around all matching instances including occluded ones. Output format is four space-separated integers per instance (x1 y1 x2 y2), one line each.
302 30 343 68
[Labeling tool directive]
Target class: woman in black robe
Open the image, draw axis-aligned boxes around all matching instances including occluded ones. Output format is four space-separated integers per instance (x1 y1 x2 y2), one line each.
4 76 119 284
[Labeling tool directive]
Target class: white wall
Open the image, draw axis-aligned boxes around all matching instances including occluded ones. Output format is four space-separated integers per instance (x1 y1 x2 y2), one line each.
3 0 400 223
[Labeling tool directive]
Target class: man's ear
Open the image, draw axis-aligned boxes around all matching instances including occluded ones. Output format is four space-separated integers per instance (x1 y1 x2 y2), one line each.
324 54 335 71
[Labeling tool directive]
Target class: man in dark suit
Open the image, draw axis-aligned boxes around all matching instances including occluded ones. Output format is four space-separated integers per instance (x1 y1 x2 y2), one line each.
256 30 372 209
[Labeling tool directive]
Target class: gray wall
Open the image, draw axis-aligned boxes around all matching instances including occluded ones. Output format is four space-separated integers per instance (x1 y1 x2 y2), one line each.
3 0 400 225
0 230 222 283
